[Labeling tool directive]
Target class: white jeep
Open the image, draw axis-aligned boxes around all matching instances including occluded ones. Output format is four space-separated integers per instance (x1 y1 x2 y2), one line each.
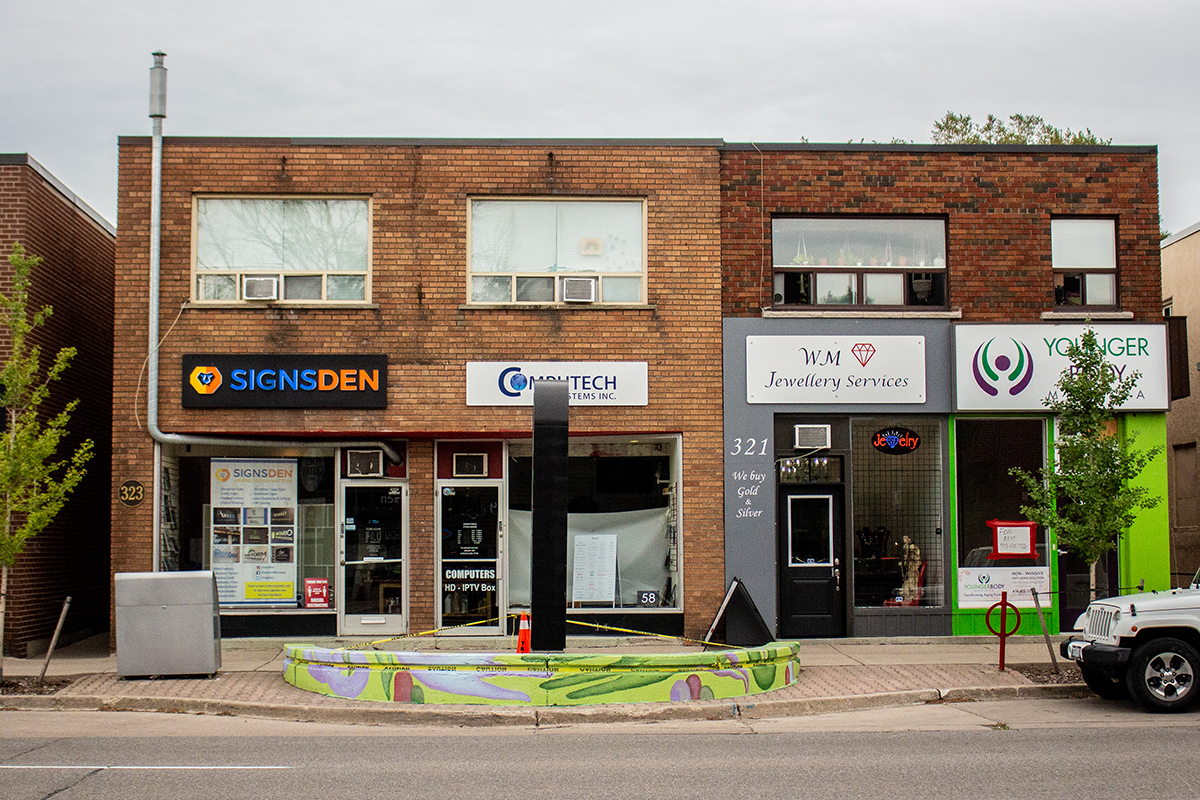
1061 567 1200 713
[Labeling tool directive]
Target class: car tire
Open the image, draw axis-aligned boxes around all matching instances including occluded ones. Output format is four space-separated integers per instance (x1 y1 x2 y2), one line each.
1125 637 1200 713
1079 664 1128 700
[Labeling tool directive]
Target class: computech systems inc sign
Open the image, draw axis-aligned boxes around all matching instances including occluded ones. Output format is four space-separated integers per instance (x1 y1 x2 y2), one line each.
466 362 648 406
954 324 1168 412
745 335 927 404
183 354 388 409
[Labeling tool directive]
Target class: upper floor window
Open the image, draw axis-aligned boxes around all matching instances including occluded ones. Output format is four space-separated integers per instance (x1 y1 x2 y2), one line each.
195 197 370 303
1051 218 1116 308
772 218 947 308
469 199 645 304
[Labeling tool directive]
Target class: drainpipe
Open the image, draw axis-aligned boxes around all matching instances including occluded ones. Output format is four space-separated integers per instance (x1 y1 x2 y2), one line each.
144 51 399 469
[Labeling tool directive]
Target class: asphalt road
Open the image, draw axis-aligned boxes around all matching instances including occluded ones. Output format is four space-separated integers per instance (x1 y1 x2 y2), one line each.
2 699 1198 799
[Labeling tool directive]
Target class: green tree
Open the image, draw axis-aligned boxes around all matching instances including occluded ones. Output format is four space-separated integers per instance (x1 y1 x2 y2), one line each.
0 243 93 681
1010 329 1161 599
932 112 1111 145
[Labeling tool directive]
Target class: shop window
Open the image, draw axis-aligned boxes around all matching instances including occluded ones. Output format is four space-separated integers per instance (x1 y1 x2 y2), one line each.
469 199 646 305
851 419 944 608
1051 218 1116 308
506 438 680 610
191 455 338 610
772 218 947 309
195 197 370 304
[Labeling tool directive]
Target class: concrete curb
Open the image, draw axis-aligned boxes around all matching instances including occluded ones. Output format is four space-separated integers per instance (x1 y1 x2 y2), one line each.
0 683 1094 726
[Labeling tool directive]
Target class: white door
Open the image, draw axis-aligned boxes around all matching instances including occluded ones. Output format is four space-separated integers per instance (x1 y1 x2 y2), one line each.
339 482 408 635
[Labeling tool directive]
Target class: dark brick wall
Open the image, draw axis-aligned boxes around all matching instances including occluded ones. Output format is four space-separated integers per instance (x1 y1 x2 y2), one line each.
0 159 114 657
720 146 1161 320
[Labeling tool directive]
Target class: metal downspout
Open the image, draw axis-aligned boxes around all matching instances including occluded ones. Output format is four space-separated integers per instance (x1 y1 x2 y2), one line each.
144 52 400 463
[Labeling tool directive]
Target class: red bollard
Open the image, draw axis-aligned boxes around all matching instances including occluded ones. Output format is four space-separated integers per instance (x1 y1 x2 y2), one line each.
985 590 1022 672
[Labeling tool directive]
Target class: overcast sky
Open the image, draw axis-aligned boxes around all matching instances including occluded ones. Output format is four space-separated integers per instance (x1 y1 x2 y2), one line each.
4 1 1198 233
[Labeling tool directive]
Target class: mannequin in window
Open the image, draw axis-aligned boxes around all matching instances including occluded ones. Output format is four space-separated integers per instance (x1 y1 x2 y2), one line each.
900 534 922 603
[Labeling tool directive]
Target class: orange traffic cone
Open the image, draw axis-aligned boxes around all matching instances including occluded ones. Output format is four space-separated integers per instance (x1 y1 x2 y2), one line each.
517 612 531 653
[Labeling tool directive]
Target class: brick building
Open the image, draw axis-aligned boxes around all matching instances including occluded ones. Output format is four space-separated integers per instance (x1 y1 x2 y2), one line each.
0 154 114 657
1161 222 1200 582
720 144 1170 638
112 138 725 640
112 137 1173 642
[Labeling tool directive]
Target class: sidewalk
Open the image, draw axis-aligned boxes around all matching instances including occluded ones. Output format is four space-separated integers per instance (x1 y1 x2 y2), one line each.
2 634 1089 726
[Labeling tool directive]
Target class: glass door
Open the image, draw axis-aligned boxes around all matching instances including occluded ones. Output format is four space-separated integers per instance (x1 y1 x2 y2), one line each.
339 482 408 635
438 482 503 633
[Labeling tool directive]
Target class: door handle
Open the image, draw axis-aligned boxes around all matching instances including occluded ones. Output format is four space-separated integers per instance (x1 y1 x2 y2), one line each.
834 567 841 591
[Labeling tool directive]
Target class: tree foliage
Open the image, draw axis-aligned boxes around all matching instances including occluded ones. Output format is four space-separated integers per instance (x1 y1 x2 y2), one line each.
932 112 1111 146
0 243 93 567
1009 329 1161 572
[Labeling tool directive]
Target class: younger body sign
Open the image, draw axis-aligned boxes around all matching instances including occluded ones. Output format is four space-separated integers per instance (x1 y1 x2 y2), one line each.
746 336 926 404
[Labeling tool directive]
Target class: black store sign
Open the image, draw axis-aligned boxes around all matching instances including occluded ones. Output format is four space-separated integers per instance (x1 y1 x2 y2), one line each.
183 354 388 409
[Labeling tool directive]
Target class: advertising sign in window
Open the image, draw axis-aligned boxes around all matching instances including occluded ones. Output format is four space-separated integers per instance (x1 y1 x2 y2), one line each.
210 458 298 607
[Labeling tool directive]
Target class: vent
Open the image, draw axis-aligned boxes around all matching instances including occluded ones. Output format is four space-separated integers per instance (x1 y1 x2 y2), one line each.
452 453 488 477
242 276 279 300
561 277 598 303
793 424 831 450
346 449 384 478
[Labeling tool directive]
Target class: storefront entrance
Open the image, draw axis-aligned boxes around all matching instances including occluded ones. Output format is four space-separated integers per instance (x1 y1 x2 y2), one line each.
778 486 846 638
340 482 408 635
438 482 504 633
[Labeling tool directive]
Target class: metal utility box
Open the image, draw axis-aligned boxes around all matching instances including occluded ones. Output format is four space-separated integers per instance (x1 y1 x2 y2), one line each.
115 571 221 677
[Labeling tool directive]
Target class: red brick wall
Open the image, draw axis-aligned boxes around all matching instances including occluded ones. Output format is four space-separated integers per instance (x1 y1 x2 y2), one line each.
0 159 114 657
720 146 1162 321
113 139 725 638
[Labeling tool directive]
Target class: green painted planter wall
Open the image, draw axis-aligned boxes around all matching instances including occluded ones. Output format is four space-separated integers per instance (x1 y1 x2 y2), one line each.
283 643 801 706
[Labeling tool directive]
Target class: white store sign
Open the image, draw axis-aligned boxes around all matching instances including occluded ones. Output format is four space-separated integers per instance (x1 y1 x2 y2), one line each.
955 324 1168 411
957 567 1051 608
745 335 927 404
466 362 649 406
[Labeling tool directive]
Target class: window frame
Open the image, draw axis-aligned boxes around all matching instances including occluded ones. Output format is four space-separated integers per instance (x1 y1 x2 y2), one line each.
190 195 373 306
466 197 648 306
771 216 949 310
1050 217 1118 310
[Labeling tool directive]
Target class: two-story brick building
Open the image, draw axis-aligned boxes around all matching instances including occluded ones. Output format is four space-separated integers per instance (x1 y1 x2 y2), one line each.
720 144 1168 638
1 154 114 657
112 137 725 640
112 136 1170 642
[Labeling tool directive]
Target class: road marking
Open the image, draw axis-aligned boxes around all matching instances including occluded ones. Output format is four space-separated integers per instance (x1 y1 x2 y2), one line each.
0 765 292 770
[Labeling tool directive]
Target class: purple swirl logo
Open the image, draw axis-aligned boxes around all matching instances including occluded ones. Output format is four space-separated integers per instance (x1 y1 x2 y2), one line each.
972 338 1034 397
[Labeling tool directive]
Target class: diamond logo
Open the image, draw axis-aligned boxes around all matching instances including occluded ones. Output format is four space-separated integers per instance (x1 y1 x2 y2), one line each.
851 342 875 367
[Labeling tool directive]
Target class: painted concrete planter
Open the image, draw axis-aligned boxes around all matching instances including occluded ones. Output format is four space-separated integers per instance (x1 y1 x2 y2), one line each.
283 643 801 706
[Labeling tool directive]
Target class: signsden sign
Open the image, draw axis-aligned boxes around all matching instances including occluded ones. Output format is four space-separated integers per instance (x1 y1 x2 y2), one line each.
745 336 927 404
183 354 387 409
954 324 1168 411
466 362 648 406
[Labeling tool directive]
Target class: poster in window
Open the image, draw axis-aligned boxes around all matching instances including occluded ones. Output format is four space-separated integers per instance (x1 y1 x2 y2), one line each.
210 458 298 607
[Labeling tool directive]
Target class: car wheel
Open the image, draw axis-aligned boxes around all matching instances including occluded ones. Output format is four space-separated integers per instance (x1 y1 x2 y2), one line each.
1079 664 1128 700
1125 637 1200 713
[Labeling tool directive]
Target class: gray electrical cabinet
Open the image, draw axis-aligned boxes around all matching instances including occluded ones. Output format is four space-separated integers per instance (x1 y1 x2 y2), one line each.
115 571 221 677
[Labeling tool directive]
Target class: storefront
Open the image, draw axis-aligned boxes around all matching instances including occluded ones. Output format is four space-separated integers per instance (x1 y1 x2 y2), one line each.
156 358 686 638
723 317 955 637
724 318 1172 638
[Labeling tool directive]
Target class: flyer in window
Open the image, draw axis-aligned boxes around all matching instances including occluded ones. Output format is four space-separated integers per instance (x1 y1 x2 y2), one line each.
210 458 298 607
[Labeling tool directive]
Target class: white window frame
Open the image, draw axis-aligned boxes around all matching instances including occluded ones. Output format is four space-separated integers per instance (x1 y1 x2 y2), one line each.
467 197 648 305
191 195 373 305
1051 217 1117 308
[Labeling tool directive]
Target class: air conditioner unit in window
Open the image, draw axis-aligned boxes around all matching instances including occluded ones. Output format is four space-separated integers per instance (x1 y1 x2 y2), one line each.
452 453 488 477
794 424 831 450
561 277 598 303
346 449 384 478
242 276 279 301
